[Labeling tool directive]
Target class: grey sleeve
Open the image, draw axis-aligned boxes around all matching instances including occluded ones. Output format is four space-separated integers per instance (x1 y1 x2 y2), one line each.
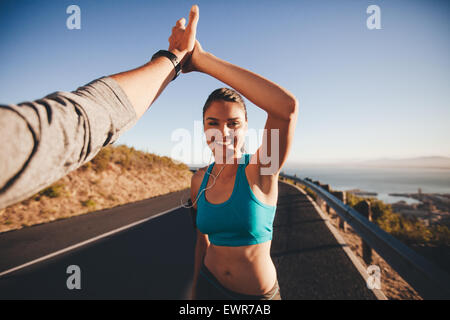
0 76 137 209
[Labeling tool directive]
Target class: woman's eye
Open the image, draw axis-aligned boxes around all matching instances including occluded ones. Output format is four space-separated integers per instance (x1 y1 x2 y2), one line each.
207 121 239 127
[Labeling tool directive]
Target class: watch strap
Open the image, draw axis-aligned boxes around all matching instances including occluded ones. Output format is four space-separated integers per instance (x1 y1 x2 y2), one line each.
151 50 181 81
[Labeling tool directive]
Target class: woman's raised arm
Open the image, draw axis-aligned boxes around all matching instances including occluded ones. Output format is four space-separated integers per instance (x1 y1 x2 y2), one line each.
183 40 299 176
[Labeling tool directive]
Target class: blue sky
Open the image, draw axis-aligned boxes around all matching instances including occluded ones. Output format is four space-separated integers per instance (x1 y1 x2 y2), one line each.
1 0 449 165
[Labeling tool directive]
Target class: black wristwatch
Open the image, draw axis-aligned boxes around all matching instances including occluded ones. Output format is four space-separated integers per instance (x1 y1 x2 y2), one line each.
151 50 181 81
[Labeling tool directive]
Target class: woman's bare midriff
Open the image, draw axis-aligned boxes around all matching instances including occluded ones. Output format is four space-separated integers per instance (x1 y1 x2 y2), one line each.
203 240 277 296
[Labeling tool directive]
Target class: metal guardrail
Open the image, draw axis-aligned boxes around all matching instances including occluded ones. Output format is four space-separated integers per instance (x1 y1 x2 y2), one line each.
280 173 450 300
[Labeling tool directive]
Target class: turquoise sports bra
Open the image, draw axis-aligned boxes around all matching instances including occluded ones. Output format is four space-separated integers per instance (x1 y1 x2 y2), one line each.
196 153 277 247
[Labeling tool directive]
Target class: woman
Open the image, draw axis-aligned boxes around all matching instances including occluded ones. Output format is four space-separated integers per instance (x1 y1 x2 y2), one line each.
184 32 299 300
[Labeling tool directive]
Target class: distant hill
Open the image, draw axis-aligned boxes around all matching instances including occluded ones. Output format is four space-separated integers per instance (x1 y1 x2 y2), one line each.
290 156 450 169
354 156 450 169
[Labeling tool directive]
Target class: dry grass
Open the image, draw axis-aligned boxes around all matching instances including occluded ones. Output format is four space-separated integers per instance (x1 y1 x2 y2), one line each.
0 145 192 233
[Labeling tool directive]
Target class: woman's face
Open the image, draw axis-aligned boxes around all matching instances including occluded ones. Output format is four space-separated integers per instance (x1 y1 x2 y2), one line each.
203 100 247 163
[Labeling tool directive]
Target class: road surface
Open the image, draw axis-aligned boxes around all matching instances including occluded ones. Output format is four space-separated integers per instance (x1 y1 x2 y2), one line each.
0 183 377 299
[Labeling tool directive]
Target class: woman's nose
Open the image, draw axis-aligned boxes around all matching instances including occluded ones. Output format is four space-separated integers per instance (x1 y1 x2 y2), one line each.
219 124 231 139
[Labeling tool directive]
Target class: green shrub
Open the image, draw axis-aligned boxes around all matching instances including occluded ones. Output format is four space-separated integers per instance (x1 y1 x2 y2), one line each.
281 180 450 246
39 183 65 198
347 192 450 246
304 187 317 201
80 199 96 208
91 146 113 172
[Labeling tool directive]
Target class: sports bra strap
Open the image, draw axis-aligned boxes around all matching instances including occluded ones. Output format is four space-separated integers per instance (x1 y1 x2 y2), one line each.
199 161 215 191
199 154 250 194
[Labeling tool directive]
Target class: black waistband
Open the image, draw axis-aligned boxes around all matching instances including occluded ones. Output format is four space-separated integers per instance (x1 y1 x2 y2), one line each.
198 262 280 300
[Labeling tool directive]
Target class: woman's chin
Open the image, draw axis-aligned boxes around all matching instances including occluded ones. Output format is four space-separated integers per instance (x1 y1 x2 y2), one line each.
211 146 244 163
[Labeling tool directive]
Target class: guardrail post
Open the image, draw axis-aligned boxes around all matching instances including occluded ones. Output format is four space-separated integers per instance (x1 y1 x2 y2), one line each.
312 181 323 211
321 184 331 214
332 191 347 232
356 200 373 265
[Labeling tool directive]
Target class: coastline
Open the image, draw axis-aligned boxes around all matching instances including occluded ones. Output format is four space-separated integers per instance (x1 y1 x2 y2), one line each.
344 189 450 228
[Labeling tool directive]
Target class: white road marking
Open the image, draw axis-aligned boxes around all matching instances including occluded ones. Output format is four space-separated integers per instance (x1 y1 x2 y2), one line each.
0 204 184 278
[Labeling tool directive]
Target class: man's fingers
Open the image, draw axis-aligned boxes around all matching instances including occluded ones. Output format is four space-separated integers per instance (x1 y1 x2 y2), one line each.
185 5 199 35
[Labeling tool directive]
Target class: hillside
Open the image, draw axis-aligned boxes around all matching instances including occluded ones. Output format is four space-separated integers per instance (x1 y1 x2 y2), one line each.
0 145 193 234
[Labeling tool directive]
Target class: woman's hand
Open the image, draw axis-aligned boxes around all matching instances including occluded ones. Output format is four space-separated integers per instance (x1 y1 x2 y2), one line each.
168 5 199 67
181 39 207 73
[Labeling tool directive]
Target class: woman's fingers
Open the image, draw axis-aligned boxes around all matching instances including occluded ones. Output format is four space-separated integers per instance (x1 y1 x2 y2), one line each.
169 5 199 55
176 17 186 28
185 5 199 39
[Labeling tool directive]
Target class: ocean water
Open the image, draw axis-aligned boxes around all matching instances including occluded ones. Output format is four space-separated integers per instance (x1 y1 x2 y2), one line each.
283 166 450 205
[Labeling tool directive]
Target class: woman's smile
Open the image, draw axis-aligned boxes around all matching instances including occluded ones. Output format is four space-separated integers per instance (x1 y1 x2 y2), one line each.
213 139 232 146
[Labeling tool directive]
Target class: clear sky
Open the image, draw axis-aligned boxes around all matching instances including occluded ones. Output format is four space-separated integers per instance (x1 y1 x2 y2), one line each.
1 0 449 166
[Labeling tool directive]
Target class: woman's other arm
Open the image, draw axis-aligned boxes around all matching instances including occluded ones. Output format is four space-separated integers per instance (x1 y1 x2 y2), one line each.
190 168 209 299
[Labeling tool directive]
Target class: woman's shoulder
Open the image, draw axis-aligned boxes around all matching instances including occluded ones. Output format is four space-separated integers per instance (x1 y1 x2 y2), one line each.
191 165 209 193
191 166 208 183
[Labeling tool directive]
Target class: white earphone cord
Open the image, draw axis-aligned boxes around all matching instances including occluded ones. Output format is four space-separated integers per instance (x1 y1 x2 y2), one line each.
180 147 246 209
180 152 225 209
181 163 225 209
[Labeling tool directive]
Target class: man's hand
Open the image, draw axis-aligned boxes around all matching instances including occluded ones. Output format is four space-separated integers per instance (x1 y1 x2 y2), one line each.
168 5 199 67
110 5 200 119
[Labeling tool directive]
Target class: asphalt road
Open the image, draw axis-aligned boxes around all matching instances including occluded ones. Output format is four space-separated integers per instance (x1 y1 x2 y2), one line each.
0 183 377 299
0 189 195 299
272 183 376 299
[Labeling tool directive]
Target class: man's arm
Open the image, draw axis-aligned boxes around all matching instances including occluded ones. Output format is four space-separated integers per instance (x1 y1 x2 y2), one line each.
0 77 136 209
0 5 200 210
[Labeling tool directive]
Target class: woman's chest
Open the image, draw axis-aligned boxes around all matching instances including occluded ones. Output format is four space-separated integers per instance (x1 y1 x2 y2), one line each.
204 175 236 204
204 166 278 207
